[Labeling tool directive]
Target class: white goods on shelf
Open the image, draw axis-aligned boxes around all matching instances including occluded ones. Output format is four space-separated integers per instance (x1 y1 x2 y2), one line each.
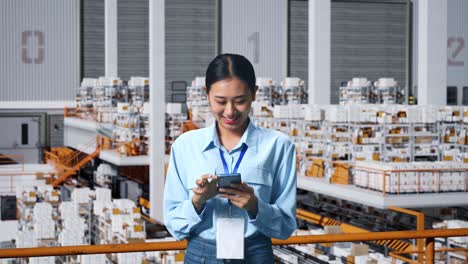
325 105 348 123
16 186 37 203
340 77 375 105
29 257 56 264
59 201 79 220
95 187 112 202
256 77 275 106
71 187 91 204
374 78 404 104
304 105 324 122
116 252 144 264
33 202 53 219
273 104 308 119
77 78 98 110
79 254 107 264
33 217 55 239
186 77 207 108
93 200 114 218
128 77 149 111
16 230 37 248
281 77 307 105
95 164 117 187
354 161 468 194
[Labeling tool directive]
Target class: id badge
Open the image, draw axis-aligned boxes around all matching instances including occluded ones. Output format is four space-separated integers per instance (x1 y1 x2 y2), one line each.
216 217 244 259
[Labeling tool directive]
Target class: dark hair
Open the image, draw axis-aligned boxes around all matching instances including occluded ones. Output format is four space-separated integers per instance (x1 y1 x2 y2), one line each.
205 53 256 94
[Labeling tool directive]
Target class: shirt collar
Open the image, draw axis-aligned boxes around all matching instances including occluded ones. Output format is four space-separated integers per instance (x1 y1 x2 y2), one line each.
201 118 258 154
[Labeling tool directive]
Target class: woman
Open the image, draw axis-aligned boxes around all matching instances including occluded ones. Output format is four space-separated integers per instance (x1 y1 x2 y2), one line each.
163 54 296 263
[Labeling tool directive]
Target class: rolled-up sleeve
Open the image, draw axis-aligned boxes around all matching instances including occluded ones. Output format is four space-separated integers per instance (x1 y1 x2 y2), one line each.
250 139 297 239
163 143 206 240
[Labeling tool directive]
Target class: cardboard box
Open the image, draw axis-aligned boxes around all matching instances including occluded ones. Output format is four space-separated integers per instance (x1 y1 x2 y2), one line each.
351 243 369 256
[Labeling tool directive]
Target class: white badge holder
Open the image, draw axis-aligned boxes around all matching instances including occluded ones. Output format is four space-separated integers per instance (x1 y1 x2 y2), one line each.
216 216 244 259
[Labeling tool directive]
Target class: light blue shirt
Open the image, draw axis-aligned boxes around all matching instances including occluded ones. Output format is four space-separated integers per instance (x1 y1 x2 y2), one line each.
163 119 297 241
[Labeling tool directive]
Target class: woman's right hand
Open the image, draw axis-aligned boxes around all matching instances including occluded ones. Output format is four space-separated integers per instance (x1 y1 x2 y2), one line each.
191 174 218 213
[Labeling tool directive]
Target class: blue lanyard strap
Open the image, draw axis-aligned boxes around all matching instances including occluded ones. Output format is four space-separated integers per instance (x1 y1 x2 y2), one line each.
219 144 248 174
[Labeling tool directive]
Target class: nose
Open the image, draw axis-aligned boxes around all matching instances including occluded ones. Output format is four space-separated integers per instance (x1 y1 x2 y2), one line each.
224 101 236 117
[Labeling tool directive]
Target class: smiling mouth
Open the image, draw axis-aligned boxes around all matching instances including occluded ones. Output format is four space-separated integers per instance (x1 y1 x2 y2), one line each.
223 116 238 125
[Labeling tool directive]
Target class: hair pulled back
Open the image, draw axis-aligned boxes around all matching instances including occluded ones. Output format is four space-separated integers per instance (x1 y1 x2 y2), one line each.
205 53 256 94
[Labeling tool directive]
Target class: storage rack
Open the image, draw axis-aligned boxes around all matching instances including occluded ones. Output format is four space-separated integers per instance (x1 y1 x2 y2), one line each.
350 123 381 162
113 106 142 156
381 123 411 162
76 78 96 120
411 123 440 161
339 84 376 105
282 77 307 105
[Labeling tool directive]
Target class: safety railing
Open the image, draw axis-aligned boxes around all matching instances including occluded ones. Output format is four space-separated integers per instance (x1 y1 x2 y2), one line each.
60 137 98 168
45 136 100 187
388 206 426 263
0 228 467 263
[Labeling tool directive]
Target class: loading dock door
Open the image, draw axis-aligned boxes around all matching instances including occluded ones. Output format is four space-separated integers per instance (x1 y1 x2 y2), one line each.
0 117 40 163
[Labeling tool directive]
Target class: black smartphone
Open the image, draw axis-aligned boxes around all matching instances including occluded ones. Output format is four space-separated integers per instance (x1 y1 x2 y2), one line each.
217 173 241 189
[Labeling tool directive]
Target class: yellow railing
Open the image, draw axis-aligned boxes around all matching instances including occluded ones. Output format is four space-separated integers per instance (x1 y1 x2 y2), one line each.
389 206 426 263
0 228 467 263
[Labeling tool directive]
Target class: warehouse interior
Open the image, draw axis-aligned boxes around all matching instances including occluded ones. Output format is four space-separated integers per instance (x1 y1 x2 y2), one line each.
0 0 467 263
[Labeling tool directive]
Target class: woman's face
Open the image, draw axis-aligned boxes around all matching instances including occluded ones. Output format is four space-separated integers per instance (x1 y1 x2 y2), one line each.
207 77 256 134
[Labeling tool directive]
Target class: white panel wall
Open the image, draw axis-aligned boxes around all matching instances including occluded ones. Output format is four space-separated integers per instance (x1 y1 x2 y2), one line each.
413 0 468 104
0 0 79 101
447 0 468 97
222 0 287 81
417 0 447 105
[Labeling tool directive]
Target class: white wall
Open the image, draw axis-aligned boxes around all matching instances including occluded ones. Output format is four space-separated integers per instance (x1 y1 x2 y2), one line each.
0 0 79 102
413 0 468 104
222 0 288 82
447 0 468 102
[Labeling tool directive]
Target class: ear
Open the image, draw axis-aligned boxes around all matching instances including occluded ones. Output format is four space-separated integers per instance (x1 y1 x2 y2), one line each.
203 86 208 94
251 85 258 101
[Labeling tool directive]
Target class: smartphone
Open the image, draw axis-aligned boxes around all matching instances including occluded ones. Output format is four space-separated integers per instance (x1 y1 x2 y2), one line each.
217 173 241 189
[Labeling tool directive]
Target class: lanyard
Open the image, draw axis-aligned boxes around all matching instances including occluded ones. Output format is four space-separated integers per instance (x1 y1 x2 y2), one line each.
219 144 248 174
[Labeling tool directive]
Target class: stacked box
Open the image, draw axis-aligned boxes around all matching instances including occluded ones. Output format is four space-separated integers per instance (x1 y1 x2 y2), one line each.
116 252 144 264
252 102 273 117
33 217 55 239
306 158 325 178
16 230 37 248
16 186 37 204
305 106 324 121
95 187 112 202
29 257 55 264
273 105 289 119
325 105 348 123
80 254 107 264
438 106 461 122
331 163 351 185
58 228 85 246
71 187 91 204
59 201 79 219
355 161 468 193
93 200 114 218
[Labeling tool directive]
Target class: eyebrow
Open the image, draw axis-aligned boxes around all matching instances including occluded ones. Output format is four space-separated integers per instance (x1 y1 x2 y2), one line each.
213 95 247 100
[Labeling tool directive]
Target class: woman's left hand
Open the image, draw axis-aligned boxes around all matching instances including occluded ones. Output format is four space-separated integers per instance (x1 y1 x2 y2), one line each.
219 182 258 217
